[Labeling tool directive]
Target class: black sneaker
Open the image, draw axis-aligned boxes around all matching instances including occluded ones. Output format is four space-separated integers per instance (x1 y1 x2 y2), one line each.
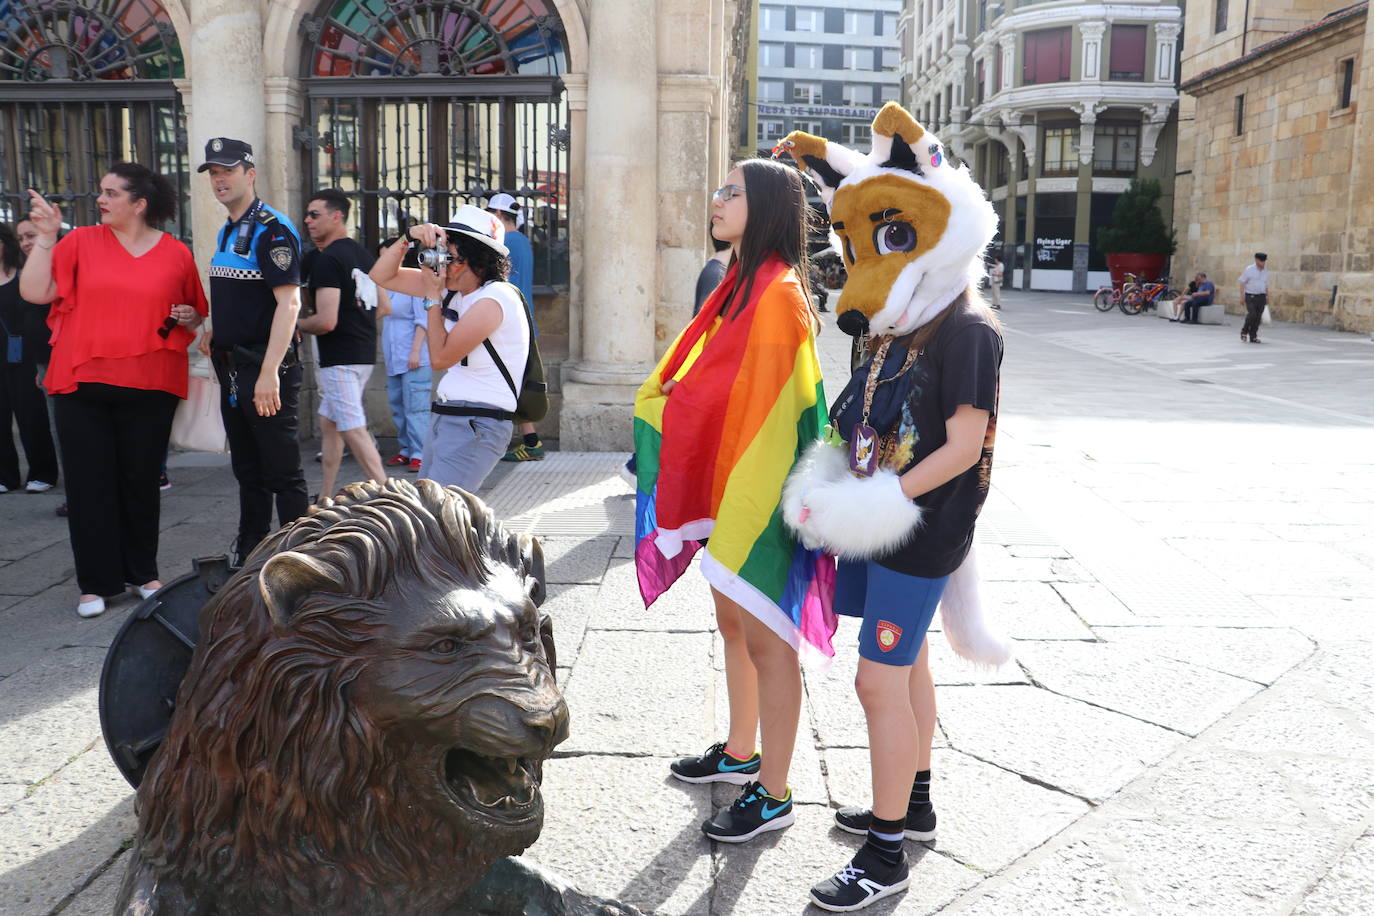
670 741 760 785
810 846 910 912
701 780 794 843
833 805 937 842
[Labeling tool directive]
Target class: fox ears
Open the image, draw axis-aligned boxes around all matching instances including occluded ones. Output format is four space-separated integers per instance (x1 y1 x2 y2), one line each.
776 102 948 200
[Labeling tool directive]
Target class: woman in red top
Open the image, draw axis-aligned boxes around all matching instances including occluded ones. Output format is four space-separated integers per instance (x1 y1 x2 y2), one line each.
20 163 208 619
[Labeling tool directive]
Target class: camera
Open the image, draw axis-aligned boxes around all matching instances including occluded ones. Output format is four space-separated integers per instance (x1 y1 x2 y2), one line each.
416 246 452 275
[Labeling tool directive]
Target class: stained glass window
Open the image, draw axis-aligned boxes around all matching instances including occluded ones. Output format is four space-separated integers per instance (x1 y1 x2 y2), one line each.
306 0 565 78
0 0 184 82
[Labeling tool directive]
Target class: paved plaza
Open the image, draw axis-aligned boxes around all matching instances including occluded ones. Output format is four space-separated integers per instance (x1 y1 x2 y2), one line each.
2 291 1373 914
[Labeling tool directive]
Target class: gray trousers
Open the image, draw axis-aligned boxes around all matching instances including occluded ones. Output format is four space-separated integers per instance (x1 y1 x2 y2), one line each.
420 401 512 493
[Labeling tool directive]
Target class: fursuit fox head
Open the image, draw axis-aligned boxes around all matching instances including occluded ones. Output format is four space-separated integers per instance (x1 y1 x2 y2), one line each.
778 103 998 338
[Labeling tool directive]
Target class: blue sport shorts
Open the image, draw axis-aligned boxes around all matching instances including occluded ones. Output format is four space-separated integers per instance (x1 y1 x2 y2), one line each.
835 559 949 666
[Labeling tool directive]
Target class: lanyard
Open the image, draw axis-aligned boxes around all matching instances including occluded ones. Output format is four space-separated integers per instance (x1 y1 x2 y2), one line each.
851 336 920 477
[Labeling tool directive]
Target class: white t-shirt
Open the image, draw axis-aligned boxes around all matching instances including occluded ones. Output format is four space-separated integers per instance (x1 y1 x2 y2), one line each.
1238 264 1268 294
434 280 530 412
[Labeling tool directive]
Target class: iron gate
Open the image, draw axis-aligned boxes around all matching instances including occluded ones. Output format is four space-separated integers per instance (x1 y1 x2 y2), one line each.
300 80 568 289
0 0 190 238
299 0 570 290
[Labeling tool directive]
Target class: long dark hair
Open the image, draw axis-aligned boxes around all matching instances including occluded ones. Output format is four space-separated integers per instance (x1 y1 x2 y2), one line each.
720 158 818 324
0 223 21 272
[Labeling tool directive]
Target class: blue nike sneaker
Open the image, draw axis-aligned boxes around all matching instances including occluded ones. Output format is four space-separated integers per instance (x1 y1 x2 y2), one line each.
702 780 794 843
670 741 760 785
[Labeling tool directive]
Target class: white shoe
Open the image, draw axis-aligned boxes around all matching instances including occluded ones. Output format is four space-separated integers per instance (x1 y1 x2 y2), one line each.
25 480 54 493
136 584 161 599
0 484 9 493
77 596 107 618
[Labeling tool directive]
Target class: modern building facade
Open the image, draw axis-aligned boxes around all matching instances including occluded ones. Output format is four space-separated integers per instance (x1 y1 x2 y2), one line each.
899 0 1184 291
1173 1 1372 332
0 0 753 448
755 0 903 154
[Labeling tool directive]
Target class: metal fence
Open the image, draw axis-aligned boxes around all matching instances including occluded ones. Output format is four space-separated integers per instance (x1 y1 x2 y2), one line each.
300 77 568 291
0 83 189 242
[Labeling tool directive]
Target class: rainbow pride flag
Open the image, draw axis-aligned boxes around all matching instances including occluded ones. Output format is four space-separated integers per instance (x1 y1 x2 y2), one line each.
633 256 837 663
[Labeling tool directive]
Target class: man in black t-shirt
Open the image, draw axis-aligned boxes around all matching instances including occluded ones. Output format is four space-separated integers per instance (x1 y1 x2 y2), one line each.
299 189 388 500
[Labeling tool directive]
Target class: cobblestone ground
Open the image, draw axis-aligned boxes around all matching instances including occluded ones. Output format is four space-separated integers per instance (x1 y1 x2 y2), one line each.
1 291 1371 914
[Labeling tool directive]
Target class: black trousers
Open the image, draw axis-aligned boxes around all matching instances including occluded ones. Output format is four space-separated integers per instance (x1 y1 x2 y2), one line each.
54 383 177 596
212 355 308 552
1242 293 1267 339
0 360 58 489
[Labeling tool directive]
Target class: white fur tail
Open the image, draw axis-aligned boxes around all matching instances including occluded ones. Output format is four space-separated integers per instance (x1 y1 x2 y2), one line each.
938 546 1014 667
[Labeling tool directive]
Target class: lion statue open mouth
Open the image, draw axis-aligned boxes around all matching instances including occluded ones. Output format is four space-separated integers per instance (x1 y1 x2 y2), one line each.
115 478 569 915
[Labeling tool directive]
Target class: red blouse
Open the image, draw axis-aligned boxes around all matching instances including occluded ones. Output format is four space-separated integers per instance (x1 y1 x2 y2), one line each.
44 226 209 399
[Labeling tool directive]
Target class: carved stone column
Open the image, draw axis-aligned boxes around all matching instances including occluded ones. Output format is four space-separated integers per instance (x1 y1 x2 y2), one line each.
1154 22 1181 83
999 35 1016 94
559 0 660 450
187 0 267 267
1078 22 1106 81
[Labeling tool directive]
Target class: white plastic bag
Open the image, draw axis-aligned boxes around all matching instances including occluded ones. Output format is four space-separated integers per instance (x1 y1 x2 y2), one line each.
1261 304 1272 325
170 361 228 453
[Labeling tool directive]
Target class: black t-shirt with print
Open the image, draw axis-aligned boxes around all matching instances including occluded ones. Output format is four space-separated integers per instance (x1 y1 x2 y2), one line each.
303 238 377 368
829 297 1003 578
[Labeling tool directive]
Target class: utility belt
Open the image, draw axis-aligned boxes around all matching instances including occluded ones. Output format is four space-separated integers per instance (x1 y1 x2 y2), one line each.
210 341 300 372
430 401 515 421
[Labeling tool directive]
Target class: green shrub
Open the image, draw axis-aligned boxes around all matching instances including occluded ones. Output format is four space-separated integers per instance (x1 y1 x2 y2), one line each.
1096 178 1178 255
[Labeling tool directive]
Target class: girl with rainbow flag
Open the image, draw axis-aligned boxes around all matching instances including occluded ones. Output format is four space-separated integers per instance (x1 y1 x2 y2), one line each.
631 158 836 844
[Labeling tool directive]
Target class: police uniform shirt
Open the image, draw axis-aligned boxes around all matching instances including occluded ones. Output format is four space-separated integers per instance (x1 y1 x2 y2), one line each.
209 201 302 349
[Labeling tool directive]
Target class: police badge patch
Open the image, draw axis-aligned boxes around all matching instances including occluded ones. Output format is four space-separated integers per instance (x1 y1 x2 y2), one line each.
270 246 293 270
211 138 223 152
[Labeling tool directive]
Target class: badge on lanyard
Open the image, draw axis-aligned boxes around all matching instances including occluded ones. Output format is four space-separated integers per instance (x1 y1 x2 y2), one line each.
848 337 920 478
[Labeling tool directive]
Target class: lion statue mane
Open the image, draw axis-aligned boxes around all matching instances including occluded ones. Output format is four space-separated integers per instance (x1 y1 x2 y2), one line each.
116 478 569 915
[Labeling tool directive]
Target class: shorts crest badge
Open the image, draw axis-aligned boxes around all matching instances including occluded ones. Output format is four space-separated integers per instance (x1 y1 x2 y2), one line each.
875 620 902 652
270 246 293 270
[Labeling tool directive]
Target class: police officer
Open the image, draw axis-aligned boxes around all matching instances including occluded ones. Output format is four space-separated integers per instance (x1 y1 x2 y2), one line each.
198 137 308 565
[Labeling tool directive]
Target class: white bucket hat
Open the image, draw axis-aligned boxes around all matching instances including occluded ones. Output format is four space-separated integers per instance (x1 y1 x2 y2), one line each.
444 204 508 256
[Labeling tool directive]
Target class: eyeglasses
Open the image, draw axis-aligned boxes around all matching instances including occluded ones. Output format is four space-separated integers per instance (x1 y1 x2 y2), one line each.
304 209 324 219
712 184 745 204
156 316 178 339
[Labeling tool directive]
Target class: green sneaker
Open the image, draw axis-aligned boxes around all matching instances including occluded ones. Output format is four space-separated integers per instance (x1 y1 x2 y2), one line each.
502 441 546 462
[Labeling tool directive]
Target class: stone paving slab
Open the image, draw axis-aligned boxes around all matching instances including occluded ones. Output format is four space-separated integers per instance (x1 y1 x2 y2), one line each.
938 686 1184 803
1292 832 1374 916
558 630 716 757
525 756 715 916
1015 640 1264 736
708 816 979 915
1110 746 1374 831
0 648 106 785
0 750 134 916
538 536 619 585
1095 625 1314 683
825 747 1090 875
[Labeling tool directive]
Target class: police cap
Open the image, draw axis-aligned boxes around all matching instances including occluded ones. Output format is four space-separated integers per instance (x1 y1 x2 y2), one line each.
197 137 255 172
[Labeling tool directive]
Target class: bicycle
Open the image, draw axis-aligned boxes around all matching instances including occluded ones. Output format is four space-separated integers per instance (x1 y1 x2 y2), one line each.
1120 277 1180 316
1093 273 1140 313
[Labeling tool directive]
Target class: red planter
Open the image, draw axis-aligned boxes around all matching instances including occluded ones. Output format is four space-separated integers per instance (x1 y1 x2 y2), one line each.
1105 253 1168 286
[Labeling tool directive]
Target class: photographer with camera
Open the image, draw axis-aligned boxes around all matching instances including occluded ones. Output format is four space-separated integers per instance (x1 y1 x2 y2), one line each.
199 137 309 566
370 205 528 492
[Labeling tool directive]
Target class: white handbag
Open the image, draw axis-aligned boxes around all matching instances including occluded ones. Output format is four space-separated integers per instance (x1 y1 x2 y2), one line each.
170 359 228 453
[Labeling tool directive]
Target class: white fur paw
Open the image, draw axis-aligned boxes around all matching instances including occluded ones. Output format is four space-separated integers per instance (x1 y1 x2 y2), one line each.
796 469 924 559
782 441 850 549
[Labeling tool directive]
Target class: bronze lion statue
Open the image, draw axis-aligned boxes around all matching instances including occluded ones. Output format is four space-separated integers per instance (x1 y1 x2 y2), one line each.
116 478 569 915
